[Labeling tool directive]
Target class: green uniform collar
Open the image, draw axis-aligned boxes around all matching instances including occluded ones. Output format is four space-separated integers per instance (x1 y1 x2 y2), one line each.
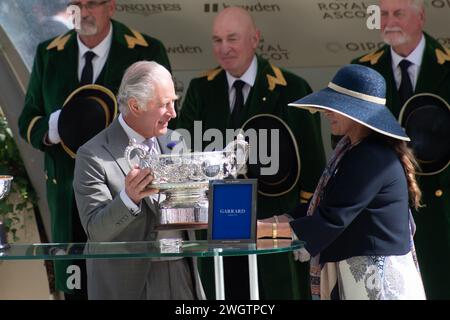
46 19 150 52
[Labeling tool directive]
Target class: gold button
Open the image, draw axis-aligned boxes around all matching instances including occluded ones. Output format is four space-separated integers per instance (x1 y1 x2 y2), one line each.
52 179 57 185
435 189 443 197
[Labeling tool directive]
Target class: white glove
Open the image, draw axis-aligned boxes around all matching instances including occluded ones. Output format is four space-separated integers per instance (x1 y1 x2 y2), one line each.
270 214 311 262
277 214 311 262
292 230 311 262
48 109 62 144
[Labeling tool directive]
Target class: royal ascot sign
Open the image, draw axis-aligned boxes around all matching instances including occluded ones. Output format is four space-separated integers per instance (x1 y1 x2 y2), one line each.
113 0 447 72
257 37 291 63
317 1 373 20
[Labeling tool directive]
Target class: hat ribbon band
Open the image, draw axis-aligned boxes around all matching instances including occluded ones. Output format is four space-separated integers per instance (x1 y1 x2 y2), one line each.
328 82 386 105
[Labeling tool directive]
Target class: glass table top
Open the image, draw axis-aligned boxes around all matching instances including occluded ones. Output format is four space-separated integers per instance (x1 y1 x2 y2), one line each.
0 239 304 260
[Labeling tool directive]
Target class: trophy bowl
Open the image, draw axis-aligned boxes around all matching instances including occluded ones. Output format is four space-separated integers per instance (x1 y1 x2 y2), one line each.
0 176 13 201
124 137 248 230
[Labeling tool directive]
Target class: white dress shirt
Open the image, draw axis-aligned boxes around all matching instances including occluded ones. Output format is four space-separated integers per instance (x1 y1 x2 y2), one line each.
226 55 258 112
77 22 113 83
391 34 425 91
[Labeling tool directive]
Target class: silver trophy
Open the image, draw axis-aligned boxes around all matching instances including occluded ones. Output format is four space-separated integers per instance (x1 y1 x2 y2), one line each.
124 136 248 229
0 175 13 250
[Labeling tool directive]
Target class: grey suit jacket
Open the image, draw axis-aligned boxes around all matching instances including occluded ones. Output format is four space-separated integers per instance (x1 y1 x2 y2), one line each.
73 119 205 300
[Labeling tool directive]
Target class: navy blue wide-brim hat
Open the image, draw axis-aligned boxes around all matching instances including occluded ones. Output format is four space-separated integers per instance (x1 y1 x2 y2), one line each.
242 114 300 197
59 84 117 158
289 64 410 141
399 93 450 175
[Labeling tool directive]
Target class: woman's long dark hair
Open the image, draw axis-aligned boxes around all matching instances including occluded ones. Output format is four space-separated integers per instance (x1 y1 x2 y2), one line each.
383 135 422 210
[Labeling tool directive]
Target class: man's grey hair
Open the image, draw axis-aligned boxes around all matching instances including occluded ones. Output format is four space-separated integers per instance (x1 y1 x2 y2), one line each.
117 61 172 115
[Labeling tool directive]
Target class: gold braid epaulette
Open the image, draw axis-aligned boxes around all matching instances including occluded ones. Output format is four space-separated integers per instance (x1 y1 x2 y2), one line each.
300 190 314 204
124 29 149 49
359 50 384 65
201 67 223 81
435 47 450 65
46 33 72 51
267 64 287 91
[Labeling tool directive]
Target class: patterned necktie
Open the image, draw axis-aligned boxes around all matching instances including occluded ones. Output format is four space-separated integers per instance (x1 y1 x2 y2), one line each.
80 51 97 85
398 59 413 107
143 137 158 155
231 80 245 127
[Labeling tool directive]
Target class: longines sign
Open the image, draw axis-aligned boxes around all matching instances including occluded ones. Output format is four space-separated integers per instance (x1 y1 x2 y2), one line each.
116 3 182 15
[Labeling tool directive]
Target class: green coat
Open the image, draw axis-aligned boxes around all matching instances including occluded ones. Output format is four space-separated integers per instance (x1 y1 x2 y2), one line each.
352 33 450 299
176 56 326 299
18 19 171 293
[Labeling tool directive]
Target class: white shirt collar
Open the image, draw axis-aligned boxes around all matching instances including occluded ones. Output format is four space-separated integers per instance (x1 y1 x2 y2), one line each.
118 114 146 144
391 34 425 68
118 115 160 157
77 22 113 59
226 55 258 90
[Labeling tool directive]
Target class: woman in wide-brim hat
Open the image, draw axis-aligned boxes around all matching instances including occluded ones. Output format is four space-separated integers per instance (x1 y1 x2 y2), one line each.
257 64 426 300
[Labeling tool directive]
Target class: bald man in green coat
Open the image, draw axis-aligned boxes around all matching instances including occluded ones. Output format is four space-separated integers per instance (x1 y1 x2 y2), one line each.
18 0 170 299
352 0 450 299
176 7 325 299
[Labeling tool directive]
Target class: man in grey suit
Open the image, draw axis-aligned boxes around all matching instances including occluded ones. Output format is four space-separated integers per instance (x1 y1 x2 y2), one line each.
73 61 205 300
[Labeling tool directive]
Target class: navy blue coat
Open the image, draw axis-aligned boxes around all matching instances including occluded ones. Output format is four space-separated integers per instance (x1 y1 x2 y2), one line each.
290 136 411 263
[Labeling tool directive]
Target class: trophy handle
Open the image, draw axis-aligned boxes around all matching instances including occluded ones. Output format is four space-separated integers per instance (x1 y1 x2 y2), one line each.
124 139 151 170
224 134 249 175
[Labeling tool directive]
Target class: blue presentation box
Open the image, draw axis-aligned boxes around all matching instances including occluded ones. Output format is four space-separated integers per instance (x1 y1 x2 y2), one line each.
207 179 257 243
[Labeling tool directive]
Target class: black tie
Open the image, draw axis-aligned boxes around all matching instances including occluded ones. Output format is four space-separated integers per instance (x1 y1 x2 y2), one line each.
80 51 96 85
398 59 413 106
231 80 245 127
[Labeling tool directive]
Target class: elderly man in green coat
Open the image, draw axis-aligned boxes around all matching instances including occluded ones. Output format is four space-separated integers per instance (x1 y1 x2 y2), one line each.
352 0 450 299
18 0 170 299
175 7 325 299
